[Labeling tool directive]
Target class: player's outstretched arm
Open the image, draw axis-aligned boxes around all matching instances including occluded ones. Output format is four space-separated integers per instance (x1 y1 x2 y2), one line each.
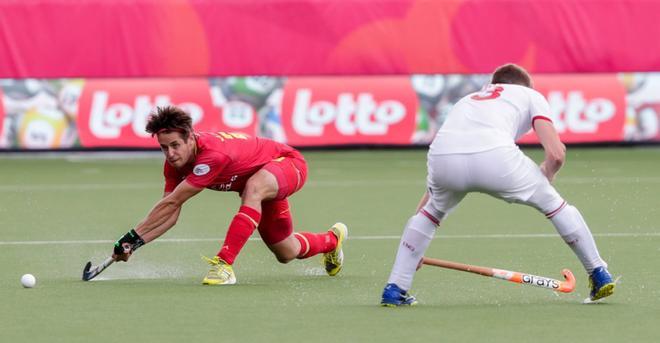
135 180 202 241
112 181 202 261
534 119 566 182
137 197 181 243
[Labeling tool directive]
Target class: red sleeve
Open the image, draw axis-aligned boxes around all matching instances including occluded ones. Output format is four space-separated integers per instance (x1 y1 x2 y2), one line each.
163 161 182 193
185 151 231 188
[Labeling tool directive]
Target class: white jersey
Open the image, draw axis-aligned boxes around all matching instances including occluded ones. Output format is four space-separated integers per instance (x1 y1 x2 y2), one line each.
429 84 551 155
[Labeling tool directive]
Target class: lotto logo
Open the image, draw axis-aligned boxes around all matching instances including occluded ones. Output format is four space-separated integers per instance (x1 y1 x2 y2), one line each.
281 77 417 146
519 75 626 144
88 91 203 138
77 79 218 147
292 89 406 136
547 91 616 133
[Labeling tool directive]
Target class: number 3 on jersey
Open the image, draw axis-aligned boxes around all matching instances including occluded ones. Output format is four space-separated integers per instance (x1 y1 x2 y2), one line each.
471 85 504 101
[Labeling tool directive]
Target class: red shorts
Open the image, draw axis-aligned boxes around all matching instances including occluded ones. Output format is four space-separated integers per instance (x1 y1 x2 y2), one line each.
262 151 307 200
258 198 293 245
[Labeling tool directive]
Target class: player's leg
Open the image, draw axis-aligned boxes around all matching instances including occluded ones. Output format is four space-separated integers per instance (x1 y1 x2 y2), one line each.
218 168 277 261
525 182 614 300
257 152 311 264
258 199 299 263
479 147 613 300
382 154 467 306
527 187 608 274
203 168 279 285
259 199 344 272
256 153 346 274
382 208 442 307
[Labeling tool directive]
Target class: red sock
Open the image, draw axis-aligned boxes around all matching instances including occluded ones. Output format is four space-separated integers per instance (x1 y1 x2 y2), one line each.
217 206 261 264
294 231 338 259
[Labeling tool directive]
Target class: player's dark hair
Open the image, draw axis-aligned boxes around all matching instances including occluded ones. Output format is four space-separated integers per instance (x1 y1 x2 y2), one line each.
145 106 193 140
491 64 532 88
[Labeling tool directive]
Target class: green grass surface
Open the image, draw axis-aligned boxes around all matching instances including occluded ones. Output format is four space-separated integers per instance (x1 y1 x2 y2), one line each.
1 147 659 342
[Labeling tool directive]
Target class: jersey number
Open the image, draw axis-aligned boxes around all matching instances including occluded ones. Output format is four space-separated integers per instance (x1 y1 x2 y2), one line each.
215 131 249 141
471 86 504 101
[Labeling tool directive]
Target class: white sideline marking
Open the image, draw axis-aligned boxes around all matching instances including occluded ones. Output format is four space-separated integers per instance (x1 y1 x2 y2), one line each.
1 232 659 245
1 176 659 192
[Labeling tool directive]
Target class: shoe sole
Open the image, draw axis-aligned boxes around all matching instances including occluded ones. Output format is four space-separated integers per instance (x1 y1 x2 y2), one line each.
380 301 418 307
591 282 615 301
202 278 237 285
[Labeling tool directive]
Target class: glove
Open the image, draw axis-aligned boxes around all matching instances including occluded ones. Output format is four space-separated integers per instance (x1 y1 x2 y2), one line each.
113 229 145 261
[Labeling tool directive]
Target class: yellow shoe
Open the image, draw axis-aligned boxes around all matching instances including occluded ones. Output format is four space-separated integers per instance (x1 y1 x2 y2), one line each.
201 256 237 285
323 223 348 276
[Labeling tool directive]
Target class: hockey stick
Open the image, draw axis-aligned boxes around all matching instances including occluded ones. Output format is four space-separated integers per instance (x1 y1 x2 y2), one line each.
82 257 115 281
421 257 576 293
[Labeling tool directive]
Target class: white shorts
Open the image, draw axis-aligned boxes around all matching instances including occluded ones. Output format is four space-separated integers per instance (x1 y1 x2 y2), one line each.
422 146 565 220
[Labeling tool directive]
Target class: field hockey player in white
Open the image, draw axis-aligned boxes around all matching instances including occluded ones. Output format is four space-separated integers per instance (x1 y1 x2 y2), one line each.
381 64 615 306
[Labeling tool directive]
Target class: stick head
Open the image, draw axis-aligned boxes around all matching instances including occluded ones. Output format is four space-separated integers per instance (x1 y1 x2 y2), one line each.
558 269 576 293
82 261 93 281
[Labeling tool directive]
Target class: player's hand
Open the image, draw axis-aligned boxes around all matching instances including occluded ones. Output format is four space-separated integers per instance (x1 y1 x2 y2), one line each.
540 162 555 183
112 229 145 262
112 243 132 262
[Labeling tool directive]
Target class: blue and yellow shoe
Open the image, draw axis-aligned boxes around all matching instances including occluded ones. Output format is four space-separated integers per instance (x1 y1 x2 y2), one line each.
381 283 418 307
323 223 348 276
589 266 615 301
202 256 236 285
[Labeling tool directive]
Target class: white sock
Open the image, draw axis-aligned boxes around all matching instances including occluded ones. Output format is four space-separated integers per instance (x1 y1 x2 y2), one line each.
550 204 607 273
387 212 437 290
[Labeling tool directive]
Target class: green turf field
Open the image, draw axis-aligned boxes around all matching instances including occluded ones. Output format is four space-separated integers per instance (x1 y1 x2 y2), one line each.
1 147 659 342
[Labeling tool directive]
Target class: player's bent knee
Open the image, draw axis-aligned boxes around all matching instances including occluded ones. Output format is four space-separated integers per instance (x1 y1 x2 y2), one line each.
525 182 564 215
420 203 445 226
242 184 263 202
266 234 299 263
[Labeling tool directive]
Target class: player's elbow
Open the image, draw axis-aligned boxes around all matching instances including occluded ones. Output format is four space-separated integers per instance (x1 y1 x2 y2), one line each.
553 150 565 164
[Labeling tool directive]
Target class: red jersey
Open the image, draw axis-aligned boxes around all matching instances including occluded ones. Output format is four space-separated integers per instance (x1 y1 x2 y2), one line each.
163 132 298 193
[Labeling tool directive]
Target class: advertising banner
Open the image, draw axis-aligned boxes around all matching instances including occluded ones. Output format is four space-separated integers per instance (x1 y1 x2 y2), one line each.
623 74 660 142
0 86 4 147
77 78 259 148
1 73 659 150
0 79 81 149
281 77 418 146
